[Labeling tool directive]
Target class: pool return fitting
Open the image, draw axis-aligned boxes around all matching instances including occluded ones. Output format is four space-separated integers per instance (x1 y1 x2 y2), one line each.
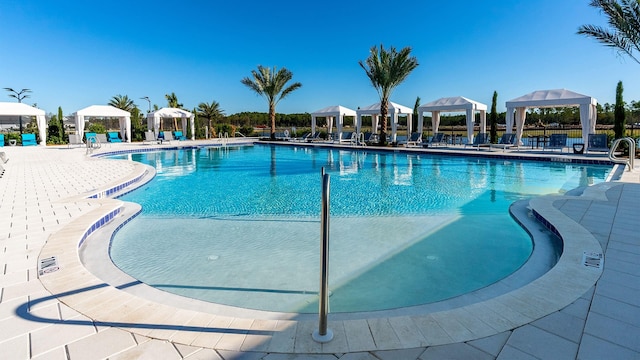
313 167 334 343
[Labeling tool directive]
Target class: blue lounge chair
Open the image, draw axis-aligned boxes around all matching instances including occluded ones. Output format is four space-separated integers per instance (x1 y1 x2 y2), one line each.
405 132 422 147
545 134 568 152
21 133 38 146
464 133 490 150
107 132 122 142
0 133 4 147
490 133 517 151
587 133 609 153
428 133 446 147
85 132 97 144
174 131 187 141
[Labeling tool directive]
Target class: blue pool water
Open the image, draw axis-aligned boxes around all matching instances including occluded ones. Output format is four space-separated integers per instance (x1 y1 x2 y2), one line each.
109 145 611 313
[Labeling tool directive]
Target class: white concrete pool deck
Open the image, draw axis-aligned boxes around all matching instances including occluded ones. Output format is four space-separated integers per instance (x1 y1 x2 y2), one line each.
0 140 639 359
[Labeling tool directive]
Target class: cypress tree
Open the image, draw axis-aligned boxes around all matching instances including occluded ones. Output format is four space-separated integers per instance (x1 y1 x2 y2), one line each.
58 106 65 141
490 91 498 143
614 81 625 138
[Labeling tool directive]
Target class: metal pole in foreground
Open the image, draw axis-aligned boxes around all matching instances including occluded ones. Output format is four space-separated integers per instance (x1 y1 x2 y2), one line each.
313 170 333 343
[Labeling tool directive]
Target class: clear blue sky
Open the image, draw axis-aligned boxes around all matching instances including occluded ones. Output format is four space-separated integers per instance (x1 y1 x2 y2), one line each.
1 0 639 116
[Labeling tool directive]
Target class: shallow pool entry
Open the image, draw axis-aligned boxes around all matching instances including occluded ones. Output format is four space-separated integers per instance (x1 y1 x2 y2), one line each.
109 145 611 313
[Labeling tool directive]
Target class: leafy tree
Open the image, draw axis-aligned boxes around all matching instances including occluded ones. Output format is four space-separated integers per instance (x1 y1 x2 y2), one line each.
129 107 146 142
108 94 136 112
197 100 225 137
165 92 184 131
578 0 640 64
241 65 302 140
614 80 626 138
359 44 419 145
490 91 498 143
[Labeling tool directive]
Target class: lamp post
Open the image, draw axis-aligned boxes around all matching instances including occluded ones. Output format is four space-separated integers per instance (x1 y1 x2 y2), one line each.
4 88 31 134
140 96 151 113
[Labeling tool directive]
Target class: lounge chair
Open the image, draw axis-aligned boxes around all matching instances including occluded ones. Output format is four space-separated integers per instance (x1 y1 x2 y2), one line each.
337 131 356 144
306 131 322 142
406 132 422 147
85 132 97 144
464 133 490 150
107 132 122 143
68 134 84 148
21 133 37 146
95 133 108 147
427 133 446 147
360 132 378 145
161 131 173 143
587 133 609 153
174 131 187 141
544 134 568 152
490 133 517 151
0 133 4 147
143 131 157 144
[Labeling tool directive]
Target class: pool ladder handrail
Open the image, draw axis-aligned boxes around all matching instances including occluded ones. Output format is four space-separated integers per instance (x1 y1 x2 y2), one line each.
608 137 636 171
218 132 229 147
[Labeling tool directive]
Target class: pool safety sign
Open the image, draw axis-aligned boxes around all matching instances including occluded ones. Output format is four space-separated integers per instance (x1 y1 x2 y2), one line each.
582 252 603 269
39 256 59 276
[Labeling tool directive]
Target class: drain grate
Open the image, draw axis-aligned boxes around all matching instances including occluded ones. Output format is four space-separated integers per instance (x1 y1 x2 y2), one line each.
39 256 59 275
582 252 603 269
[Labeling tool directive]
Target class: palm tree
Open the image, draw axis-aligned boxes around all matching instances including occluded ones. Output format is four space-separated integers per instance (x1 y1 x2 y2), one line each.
577 0 640 65
165 92 184 130
359 44 419 145
197 100 225 137
108 94 136 112
241 65 302 140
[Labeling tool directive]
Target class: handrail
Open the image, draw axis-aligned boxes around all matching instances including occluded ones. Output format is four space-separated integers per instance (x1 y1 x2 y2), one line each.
608 137 635 171
313 168 333 343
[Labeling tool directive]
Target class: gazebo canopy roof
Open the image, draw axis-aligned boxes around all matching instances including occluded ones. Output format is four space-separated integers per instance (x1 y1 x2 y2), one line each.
311 105 356 117
0 102 46 116
419 96 487 112
148 107 193 118
357 101 412 115
74 105 130 117
506 89 597 108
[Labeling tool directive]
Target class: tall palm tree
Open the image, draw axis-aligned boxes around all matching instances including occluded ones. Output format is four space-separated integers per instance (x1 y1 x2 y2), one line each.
241 65 302 140
577 0 640 65
197 100 225 137
359 44 419 145
108 94 136 112
165 92 184 130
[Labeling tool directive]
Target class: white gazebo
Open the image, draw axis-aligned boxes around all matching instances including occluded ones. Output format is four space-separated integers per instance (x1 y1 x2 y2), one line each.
418 97 487 144
147 107 195 140
310 105 357 135
0 102 47 145
356 101 413 143
73 105 132 142
506 89 598 146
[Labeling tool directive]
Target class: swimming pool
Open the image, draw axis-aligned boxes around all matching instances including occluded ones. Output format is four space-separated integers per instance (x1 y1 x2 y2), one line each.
109 145 611 313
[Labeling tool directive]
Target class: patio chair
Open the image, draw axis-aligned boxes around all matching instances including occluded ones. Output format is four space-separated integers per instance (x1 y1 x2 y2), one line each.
464 133 490 150
107 132 122 143
173 131 187 141
361 132 379 145
545 134 568 152
0 133 4 147
68 134 85 148
85 132 97 144
95 133 108 147
306 131 322 142
405 132 422 147
161 131 173 143
21 133 38 146
143 131 158 144
490 133 517 151
337 131 356 144
427 133 446 147
587 133 609 153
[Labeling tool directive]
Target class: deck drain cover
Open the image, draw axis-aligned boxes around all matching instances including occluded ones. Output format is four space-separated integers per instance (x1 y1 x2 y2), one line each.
39 256 59 275
582 252 603 269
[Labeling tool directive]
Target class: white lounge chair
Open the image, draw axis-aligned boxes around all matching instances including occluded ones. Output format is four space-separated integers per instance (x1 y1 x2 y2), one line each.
68 134 84 148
